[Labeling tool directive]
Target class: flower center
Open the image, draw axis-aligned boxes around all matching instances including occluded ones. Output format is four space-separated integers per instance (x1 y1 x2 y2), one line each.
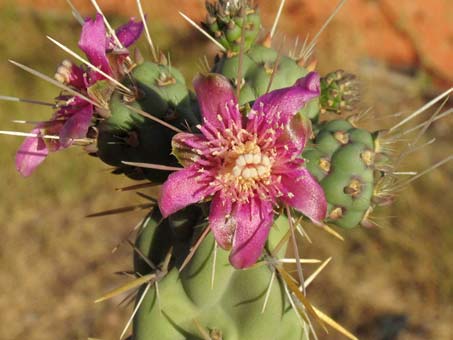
231 152 271 180
215 137 274 202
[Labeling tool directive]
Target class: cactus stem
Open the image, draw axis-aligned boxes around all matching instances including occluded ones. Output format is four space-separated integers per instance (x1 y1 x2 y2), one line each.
8 60 102 108
121 161 183 172
0 95 56 108
179 12 227 52
388 87 452 133
270 0 286 39
46 36 133 94
270 228 291 256
304 257 332 289
135 0 158 62
261 270 276 313
124 105 184 133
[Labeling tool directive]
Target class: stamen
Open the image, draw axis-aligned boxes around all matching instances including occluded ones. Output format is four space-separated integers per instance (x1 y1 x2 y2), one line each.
9 60 101 108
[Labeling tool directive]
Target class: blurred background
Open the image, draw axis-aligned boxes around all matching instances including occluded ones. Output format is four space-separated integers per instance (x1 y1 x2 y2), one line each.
0 0 451 339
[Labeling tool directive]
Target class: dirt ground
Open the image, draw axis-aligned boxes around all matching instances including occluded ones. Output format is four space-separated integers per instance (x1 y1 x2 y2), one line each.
0 1 452 339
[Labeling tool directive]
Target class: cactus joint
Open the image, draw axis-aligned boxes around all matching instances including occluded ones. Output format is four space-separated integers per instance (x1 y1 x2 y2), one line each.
329 207 344 220
319 157 331 173
360 149 375 167
344 178 362 197
334 131 349 144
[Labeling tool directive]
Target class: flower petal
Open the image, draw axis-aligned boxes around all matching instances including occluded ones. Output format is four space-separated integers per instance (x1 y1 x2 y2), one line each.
59 104 93 147
229 198 274 269
65 62 86 89
193 73 241 129
250 72 320 125
159 166 212 218
78 13 112 77
172 132 208 167
276 113 312 155
280 167 327 224
115 18 144 48
208 193 234 249
15 128 48 177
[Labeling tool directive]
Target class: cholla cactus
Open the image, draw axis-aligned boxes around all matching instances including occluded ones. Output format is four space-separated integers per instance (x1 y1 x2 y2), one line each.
161 72 326 269
1 0 451 339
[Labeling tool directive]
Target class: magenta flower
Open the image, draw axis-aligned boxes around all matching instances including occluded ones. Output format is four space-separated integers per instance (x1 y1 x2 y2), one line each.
159 72 327 269
15 14 143 176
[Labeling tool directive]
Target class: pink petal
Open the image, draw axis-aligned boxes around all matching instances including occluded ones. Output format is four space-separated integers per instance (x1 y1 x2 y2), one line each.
78 13 112 78
276 113 312 155
229 198 274 269
114 18 144 48
67 63 86 89
158 166 212 218
208 193 234 250
280 167 327 224
15 128 49 177
59 105 93 147
172 132 208 167
193 73 241 129
250 72 320 126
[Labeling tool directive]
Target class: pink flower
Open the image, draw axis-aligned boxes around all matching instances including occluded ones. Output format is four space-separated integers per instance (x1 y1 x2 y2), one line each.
159 72 327 269
15 14 143 176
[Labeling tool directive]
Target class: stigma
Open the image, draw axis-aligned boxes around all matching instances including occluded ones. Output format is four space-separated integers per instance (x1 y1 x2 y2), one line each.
232 152 271 180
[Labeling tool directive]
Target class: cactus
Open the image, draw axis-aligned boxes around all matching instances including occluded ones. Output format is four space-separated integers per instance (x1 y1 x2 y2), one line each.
133 210 308 340
203 0 261 55
212 45 321 122
302 119 377 228
2 0 451 340
319 70 360 115
97 60 199 182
